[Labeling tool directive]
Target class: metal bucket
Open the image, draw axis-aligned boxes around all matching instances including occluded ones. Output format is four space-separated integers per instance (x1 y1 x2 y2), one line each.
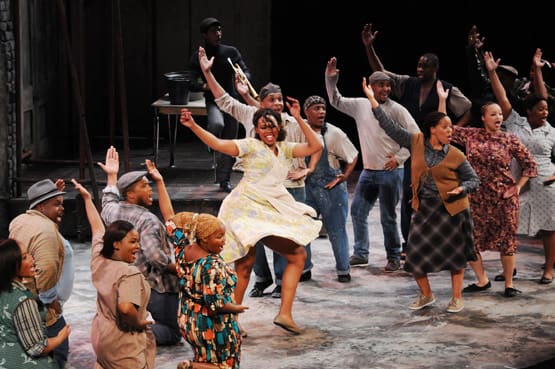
164 71 191 105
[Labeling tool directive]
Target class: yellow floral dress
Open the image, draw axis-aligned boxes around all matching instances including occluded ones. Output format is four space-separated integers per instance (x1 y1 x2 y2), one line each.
220 138 321 262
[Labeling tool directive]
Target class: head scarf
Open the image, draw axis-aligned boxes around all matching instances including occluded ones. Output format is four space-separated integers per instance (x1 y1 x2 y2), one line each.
259 82 282 101
166 212 223 247
303 95 326 111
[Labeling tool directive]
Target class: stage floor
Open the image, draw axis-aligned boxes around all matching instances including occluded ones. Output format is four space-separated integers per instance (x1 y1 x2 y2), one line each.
13 138 555 369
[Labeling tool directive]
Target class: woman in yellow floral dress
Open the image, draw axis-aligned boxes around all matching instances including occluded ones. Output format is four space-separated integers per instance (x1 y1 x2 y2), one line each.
180 101 322 335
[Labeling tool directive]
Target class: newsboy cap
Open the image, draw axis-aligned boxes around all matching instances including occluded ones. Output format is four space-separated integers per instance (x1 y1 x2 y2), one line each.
28 179 66 210
117 171 148 193
199 17 221 34
368 71 393 84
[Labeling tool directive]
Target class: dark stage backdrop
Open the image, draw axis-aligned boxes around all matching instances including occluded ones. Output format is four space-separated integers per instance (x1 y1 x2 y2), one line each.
270 1 555 167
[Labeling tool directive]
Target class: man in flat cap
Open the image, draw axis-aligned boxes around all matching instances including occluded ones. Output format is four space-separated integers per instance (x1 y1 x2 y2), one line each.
326 57 420 273
9 178 73 368
189 16 252 193
99 146 181 346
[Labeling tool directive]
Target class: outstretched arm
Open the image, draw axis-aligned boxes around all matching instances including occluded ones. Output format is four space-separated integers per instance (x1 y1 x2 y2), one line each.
145 159 174 222
72 179 104 236
236 73 260 107
180 108 239 157
97 146 119 187
465 25 490 99
362 77 412 148
198 46 226 99
361 23 385 72
437 80 450 114
484 51 513 119
532 48 548 99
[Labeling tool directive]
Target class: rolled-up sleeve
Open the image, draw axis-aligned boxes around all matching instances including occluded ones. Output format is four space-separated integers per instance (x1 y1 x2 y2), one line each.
14 298 49 357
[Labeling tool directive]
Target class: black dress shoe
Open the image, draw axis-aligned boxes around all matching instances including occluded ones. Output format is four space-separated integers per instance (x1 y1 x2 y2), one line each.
462 281 491 292
271 285 281 298
338 274 351 283
503 287 522 297
494 268 517 282
248 280 272 297
299 270 311 282
220 181 232 193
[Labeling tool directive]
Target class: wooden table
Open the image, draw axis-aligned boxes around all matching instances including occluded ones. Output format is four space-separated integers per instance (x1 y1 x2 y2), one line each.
151 94 207 167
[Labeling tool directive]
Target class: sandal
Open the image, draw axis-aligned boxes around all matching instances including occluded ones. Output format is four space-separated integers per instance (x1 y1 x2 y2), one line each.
177 359 193 369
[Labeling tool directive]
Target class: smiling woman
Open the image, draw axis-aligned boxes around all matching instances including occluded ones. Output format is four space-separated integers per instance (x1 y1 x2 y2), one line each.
71 179 156 369
179 99 323 335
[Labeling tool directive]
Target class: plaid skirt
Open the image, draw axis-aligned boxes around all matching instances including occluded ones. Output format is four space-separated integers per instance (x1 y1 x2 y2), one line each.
405 195 477 275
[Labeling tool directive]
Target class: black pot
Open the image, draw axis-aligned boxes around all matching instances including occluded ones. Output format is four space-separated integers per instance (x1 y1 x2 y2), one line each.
164 71 191 105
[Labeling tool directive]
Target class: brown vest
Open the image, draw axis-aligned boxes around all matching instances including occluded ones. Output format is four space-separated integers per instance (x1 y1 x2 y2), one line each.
410 133 470 216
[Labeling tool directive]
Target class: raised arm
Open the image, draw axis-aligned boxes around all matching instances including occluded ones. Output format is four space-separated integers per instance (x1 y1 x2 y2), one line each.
286 97 323 158
72 179 104 236
180 108 239 157
362 77 412 148
198 46 226 100
484 51 513 118
235 73 260 107
465 25 490 100
361 23 385 72
97 146 119 187
532 48 549 99
437 80 450 114
145 159 174 222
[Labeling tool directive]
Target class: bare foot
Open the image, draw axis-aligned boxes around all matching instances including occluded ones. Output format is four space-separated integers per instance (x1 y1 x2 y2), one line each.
273 315 302 335
177 359 192 369
237 322 248 337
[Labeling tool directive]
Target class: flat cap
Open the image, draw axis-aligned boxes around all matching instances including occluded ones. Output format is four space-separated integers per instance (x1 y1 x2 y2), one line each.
117 171 148 193
200 17 221 34
368 71 392 84
28 179 66 209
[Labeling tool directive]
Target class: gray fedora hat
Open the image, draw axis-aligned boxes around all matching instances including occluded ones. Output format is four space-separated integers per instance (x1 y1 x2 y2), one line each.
28 179 66 209
117 171 148 193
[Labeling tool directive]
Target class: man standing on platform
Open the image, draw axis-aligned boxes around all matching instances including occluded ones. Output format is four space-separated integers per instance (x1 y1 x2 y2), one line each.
99 146 181 346
189 17 253 193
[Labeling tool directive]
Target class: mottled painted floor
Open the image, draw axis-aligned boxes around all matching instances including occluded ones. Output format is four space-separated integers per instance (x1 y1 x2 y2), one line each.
18 140 555 369
63 209 555 369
